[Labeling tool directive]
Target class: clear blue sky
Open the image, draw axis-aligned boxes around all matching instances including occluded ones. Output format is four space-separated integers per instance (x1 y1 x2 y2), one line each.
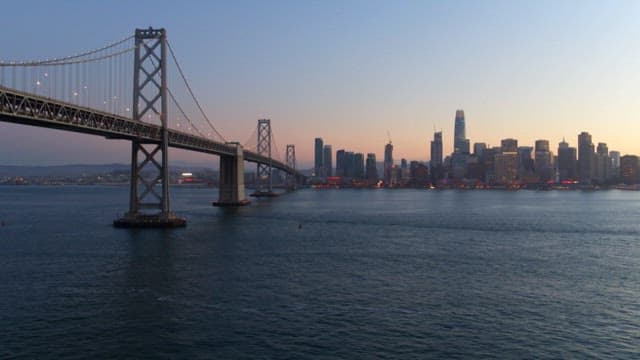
1 0 639 167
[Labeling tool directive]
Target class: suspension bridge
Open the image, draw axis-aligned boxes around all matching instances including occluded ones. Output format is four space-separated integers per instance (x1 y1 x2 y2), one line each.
0 27 304 227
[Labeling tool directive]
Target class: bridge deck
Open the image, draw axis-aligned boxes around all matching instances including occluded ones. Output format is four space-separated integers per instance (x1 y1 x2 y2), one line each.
0 86 299 176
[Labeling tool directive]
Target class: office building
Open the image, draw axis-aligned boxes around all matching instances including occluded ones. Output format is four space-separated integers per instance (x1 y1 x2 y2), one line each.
594 143 610 184
430 131 443 167
366 153 378 183
474 142 486 158
494 152 519 184
454 110 470 154
621 155 639 185
314 138 324 177
323 145 332 177
610 151 621 180
384 142 394 185
518 146 534 177
557 139 577 181
535 139 553 182
578 132 594 184
501 138 518 153
354 153 365 179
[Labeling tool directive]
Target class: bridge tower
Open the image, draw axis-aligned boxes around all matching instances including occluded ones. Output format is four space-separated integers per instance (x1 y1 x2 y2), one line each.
251 119 277 197
114 28 185 227
285 144 297 191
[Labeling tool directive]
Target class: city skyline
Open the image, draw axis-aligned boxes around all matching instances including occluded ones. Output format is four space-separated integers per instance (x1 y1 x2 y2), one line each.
1 1 640 166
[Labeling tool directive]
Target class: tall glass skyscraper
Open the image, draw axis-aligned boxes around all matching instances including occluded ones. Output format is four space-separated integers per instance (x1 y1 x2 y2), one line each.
578 131 594 183
430 131 443 168
557 139 577 181
384 142 394 185
323 144 332 177
366 153 378 183
314 138 324 177
454 110 469 154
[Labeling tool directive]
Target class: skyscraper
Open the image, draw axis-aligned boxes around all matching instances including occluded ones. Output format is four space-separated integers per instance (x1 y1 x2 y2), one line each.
354 153 365 179
557 138 577 181
314 137 323 177
535 139 553 182
610 151 621 180
384 142 394 186
594 142 610 184
335 149 346 177
430 131 443 168
578 132 594 184
323 145 332 177
365 153 378 183
620 155 639 185
517 146 534 178
501 138 518 153
454 110 469 154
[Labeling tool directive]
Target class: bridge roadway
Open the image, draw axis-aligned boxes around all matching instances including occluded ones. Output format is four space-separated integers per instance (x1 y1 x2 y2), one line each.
0 85 299 176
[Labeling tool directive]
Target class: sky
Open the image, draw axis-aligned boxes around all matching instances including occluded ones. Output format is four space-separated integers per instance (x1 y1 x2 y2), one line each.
1 0 639 168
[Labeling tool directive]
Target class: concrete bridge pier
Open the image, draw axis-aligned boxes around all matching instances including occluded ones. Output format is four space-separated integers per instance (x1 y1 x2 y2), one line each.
213 143 250 206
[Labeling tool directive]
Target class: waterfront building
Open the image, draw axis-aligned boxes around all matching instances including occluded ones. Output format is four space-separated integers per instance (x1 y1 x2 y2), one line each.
620 155 639 185
535 139 553 182
384 142 394 186
323 145 332 177
400 158 410 184
466 155 484 182
345 152 355 178
430 131 443 167
517 146 534 179
314 138 324 177
410 161 430 187
557 139 577 181
481 147 500 184
494 152 519 185
365 153 378 183
496 139 518 184
610 151 621 180
578 132 594 184
335 149 346 177
354 153 365 180
594 143 610 184
430 131 444 183
450 152 468 180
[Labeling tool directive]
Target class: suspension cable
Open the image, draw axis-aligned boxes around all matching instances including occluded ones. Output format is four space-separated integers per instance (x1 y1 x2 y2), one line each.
0 35 135 67
166 40 226 142
168 88 206 138
0 47 136 67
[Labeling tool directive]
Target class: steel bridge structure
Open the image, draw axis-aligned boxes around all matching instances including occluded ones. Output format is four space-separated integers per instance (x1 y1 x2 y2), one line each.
0 27 303 227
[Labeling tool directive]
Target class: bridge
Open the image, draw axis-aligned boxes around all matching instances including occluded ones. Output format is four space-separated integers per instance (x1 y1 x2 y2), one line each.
0 28 304 227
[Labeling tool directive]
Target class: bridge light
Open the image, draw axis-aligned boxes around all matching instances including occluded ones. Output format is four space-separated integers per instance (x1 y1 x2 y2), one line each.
36 81 41 86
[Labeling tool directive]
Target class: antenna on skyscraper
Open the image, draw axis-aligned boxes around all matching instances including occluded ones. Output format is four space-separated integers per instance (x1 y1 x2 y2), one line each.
387 130 392 144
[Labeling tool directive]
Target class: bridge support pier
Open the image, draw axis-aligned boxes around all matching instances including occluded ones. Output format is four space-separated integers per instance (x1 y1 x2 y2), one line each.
213 143 250 206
